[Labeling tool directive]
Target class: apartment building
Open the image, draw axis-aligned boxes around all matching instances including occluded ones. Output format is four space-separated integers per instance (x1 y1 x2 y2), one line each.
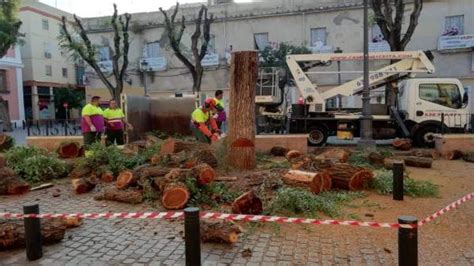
0 46 25 127
81 0 473 106
19 0 84 120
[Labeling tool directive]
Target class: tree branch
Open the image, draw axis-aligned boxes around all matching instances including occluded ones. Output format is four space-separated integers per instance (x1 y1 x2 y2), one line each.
111 4 122 98
119 13 131 90
401 0 423 49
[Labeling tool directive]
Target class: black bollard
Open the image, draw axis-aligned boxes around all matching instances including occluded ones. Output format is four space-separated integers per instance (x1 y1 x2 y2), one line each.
23 204 43 261
398 216 418 266
184 207 201 266
393 162 404 201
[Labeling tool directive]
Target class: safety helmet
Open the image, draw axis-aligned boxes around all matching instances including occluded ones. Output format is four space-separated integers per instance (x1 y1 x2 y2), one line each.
204 98 216 109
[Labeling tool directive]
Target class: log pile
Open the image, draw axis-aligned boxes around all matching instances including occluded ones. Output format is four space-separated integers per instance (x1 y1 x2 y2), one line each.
324 164 373 190
57 142 81 159
200 221 242 244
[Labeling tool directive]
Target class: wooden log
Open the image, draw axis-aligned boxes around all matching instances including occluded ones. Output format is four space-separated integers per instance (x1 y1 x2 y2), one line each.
283 170 331 194
193 163 215 185
227 51 258 170
286 150 303 161
161 182 190 210
231 191 263 215
115 170 137 189
270 146 289 157
30 183 54 191
0 219 66 250
193 149 218 168
215 176 238 182
384 158 405 170
412 149 440 159
69 164 92 179
393 138 412 151
150 154 161 165
0 134 14 152
94 187 144 204
57 142 81 159
0 176 30 195
200 220 242 244
0 167 16 179
403 156 433 168
444 150 463 160
71 178 96 194
317 149 350 163
463 152 474 163
63 217 82 228
101 171 115 183
159 138 196 156
0 154 6 168
368 152 385 166
138 166 170 179
325 164 373 190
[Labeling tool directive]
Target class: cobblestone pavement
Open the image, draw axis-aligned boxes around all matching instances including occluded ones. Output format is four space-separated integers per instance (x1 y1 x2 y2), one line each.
1 182 473 266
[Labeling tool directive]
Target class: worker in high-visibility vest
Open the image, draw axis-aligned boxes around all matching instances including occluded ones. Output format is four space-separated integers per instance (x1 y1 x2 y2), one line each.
103 99 131 146
81 96 104 148
190 98 221 143
213 90 226 131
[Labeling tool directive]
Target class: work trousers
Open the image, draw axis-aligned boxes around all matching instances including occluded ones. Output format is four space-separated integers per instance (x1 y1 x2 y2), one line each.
106 129 124 146
83 132 102 149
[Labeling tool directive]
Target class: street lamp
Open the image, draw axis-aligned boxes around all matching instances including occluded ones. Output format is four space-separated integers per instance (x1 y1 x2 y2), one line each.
140 60 149 96
358 0 375 147
334 47 343 109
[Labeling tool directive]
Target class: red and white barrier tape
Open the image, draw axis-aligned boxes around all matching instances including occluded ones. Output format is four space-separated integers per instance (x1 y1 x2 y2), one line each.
417 192 473 226
1 192 472 230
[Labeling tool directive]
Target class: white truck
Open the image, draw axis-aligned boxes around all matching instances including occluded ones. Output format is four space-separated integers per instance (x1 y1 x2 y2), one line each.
257 50 472 147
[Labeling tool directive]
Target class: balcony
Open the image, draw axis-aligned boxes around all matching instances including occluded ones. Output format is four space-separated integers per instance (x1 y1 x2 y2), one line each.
438 34 474 53
139 57 167 72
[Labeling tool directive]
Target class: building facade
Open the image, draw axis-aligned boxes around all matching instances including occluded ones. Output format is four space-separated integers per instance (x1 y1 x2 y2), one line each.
19 0 84 120
0 46 25 127
81 0 473 108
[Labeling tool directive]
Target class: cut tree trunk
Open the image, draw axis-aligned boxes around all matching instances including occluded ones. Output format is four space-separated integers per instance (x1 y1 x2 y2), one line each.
0 176 30 195
317 149 350 163
368 152 385 167
193 149 218 168
159 138 196 156
69 165 92 179
161 182 190 210
393 139 412 151
270 146 289 157
412 149 440 159
71 178 96 194
57 142 81 159
286 150 303 161
115 170 136 189
227 51 258 170
325 164 373 190
0 219 66 250
193 163 215 185
283 170 331 194
101 171 115 183
444 150 463 160
200 220 242 244
138 166 170 179
94 187 144 204
403 156 433 168
231 191 263 215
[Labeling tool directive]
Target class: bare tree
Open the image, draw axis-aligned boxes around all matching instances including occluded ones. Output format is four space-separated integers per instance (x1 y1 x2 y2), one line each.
159 3 215 96
371 0 423 105
60 4 131 103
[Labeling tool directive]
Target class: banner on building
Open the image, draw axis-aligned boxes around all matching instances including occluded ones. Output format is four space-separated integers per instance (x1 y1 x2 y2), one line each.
438 35 474 51
369 41 391 52
202 53 219 67
139 57 167 72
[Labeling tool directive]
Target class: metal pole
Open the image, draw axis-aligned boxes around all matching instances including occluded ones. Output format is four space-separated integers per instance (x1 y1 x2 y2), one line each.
184 207 201 266
23 204 43 261
398 216 418 266
393 162 404 201
358 0 375 147
143 72 148 96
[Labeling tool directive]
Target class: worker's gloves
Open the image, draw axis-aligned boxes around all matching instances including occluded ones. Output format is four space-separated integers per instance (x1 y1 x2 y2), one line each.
210 134 219 143
90 125 97 132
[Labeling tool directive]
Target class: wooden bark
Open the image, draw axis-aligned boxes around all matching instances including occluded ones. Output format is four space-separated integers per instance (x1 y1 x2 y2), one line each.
270 146 289 157
193 149 218 168
393 139 412 151
325 164 373 190
69 165 92 179
384 158 405 170
231 191 263 215
138 166 171 179
283 170 331 194
0 134 14 151
463 152 474 163
115 170 136 189
403 156 432 168
286 150 303 161
317 149 350 163
0 219 67 250
159 138 196 156
368 152 385 167
444 150 463 160
150 154 161 165
0 154 6 168
161 182 190 210
71 178 96 194
227 51 257 170
193 163 215 185
101 171 115 183
57 142 81 159
0 176 30 195
94 187 144 204
200 220 241 244
412 149 440 159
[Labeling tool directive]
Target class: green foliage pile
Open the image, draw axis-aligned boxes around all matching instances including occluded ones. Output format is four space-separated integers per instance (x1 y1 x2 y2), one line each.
6 146 68 184
186 178 239 209
371 169 439 198
265 187 365 218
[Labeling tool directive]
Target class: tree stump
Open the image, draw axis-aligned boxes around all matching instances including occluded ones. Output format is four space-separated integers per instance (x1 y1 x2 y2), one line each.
57 142 81 159
115 170 136 189
94 187 144 204
0 219 66 250
161 182 190 210
71 178 96 194
325 164 373 190
403 156 432 168
231 191 263 215
227 51 258 170
270 146 289 157
283 170 331 194
193 163 215 185
444 150 463 160
393 138 412 151
200 221 242 244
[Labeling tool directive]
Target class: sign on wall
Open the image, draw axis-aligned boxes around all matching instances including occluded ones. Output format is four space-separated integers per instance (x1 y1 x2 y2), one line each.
438 35 474 51
369 41 391 52
139 57 167 72
202 53 219 67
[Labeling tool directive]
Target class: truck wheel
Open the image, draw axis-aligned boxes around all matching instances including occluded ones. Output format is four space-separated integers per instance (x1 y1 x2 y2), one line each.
307 126 328 146
414 125 440 148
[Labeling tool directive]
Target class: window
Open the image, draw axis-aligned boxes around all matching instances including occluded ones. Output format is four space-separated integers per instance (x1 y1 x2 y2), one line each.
206 35 216 54
43 42 52 59
0 70 7 92
42 19 49 30
254 33 269 51
62 68 68 78
419 83 463 109
310 27 327 47
145 41 160 58
98 46 110 61
45 65 52 76
371 25 385 43
444 15 464 36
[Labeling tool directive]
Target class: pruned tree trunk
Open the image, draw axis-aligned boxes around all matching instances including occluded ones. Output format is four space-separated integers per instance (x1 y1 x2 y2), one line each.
161 182 189 210
138 166 170 179
283 170 331 194
231 191 263 215
69 165 92 179
71 178 96 194
57 142 81 159
159 138 197 156
317 149 351 163
193 163 215 185
94 187 143 204
393 139 412 151
227 51 258 170
444 150 463 160
200 220 241 244
0 219 66 250
271 146 289 157
403 156 432 168
325 164 373 190
115 170 136 189
192 149 218 168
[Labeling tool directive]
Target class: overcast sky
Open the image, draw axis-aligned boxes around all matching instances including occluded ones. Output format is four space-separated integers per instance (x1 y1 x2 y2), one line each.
39 0 253 17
